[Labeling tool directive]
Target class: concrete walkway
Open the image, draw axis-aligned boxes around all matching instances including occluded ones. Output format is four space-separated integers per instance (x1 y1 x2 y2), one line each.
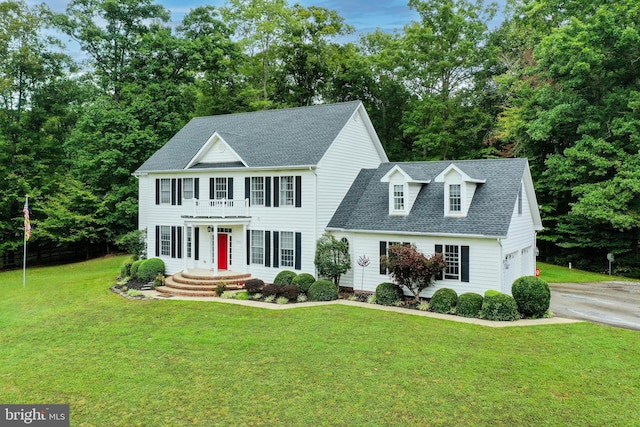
141 290 582 328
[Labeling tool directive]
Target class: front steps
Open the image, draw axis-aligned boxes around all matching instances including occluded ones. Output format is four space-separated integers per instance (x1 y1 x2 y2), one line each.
156 270 252 297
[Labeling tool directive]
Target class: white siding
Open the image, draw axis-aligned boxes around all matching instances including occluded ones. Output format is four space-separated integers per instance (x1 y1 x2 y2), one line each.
199 138 242 164
340 232 502 297
500 179 538 292
316 108 386 235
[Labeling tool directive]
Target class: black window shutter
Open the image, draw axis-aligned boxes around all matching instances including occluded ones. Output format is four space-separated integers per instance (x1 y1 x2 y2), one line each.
194 178 200 199
273 177 280 207
435 244 443 280
246 229 250 264
273 231 279 268
155 179 160 205
379 241 387 274
209 178 215 199
177 179 182 206
228 177 234 200
171 179 177 205
461 246 470 283
265 231 271 267
177 227 183 259
155 226 160 256
265 177 271 207
295 176 302 207
171 226 177 258
295 232 302 270
194 227 200 260
245 177 250 204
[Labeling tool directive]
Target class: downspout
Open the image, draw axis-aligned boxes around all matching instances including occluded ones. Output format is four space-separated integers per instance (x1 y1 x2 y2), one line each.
497 238 504 293
310 166 318 277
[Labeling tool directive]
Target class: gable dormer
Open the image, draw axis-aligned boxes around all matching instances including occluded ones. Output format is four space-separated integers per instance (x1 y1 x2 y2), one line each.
434 164 486 217
380 165 430 216
185 132 246 169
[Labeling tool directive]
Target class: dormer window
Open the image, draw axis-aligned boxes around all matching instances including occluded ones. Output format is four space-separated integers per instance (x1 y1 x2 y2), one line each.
393 184 405 211
449 184 461 213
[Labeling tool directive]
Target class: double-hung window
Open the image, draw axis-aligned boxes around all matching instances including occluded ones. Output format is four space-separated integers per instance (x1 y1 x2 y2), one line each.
444 245 460 280
183 178 194 200
160 226 171 256
280 176 294 206
449 184 461 213
215 178 228 199
251 177 264 206
251 230 264 264
393 184 405 211
280 231 294 268
160 179 171 204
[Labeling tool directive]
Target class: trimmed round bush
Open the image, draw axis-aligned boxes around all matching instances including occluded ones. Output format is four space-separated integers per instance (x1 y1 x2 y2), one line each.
262 283 281 297
274 270 297 286
280 284 300 301
292 273 316 293
130 260 144 279
375 282 403 306
511 276 551 318
120 260 133 277
430 288 458 314
244 278 265 295
456 292 483 318
137 258 165 282
308 279 338 301
480 292 519 321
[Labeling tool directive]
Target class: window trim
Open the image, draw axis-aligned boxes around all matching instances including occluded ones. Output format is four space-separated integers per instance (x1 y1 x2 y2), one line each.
160 179 171 204
280 231 295 268
183 178 194 200
449 184 461 213
251 177 265 206
280 176 295 206
250 230 264 264
160 226 171 256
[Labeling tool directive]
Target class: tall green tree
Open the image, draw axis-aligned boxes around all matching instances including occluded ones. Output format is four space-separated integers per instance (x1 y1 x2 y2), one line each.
398 0 497 160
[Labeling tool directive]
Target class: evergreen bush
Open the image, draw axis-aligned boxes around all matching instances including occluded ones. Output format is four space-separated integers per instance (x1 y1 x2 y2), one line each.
120 259 133 277
308 279 338 301
137 258 165 282
429 288 458 313
456 292 483 318
130 260 144 279
480 292 520 321
292 273 316 293
511 276 551 318
375 282 403 306
274 270 297 286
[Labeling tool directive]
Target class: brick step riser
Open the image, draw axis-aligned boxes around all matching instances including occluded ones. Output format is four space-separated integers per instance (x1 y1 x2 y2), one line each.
156 286 218 298
180 272 252 281
170 276 247 287
164 278 244 291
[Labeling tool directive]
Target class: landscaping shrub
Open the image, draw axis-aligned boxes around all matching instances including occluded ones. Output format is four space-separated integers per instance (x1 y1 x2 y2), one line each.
479 292 520 321
308 279 338 301
120 260 133 277
215 284 227 295
262 283 281 297
280 284 300 301
130 260 144 279
274 270 297 286
375 282 403 306
292 273 316 293
456 292 483 318
429 288 458 313
137 258 165 282
244 278 265 295
511 276 551 318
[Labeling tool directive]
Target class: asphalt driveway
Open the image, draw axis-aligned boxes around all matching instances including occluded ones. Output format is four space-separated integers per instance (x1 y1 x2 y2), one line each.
550 281 640 331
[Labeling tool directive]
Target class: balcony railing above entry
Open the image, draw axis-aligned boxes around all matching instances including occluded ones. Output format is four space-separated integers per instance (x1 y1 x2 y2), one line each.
182 198 250 218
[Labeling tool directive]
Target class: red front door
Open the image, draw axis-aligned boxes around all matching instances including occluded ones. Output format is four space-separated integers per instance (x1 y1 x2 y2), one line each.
217 234 229 270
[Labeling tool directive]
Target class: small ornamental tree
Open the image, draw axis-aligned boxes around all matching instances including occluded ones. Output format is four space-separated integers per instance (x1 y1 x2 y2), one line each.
381 244 447 302
314 233 351 285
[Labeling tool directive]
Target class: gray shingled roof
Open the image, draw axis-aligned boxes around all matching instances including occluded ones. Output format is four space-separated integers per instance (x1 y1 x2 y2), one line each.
327 158 528 237
135 101 363 172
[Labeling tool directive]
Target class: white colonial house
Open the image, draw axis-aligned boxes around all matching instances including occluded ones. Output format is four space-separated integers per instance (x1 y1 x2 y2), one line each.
135 101 542 296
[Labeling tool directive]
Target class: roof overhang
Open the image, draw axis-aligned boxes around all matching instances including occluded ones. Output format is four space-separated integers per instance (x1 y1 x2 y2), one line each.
324 227 506 240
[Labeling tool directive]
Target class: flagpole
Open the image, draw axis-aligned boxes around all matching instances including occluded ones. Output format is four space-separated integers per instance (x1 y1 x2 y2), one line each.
23 195 29 288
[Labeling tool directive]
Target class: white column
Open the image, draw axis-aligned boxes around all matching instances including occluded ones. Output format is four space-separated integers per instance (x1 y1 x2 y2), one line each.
242 223 248 274
213 225 218 275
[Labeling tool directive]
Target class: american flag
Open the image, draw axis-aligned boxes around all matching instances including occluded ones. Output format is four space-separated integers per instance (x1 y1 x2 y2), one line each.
24 198 31 241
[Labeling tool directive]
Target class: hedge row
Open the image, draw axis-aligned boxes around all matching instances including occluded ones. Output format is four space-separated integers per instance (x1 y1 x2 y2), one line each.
121 258 165 282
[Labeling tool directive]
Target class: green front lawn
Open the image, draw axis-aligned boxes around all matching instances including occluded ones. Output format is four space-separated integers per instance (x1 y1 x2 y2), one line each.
1 256 638 426
537 261 635 283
